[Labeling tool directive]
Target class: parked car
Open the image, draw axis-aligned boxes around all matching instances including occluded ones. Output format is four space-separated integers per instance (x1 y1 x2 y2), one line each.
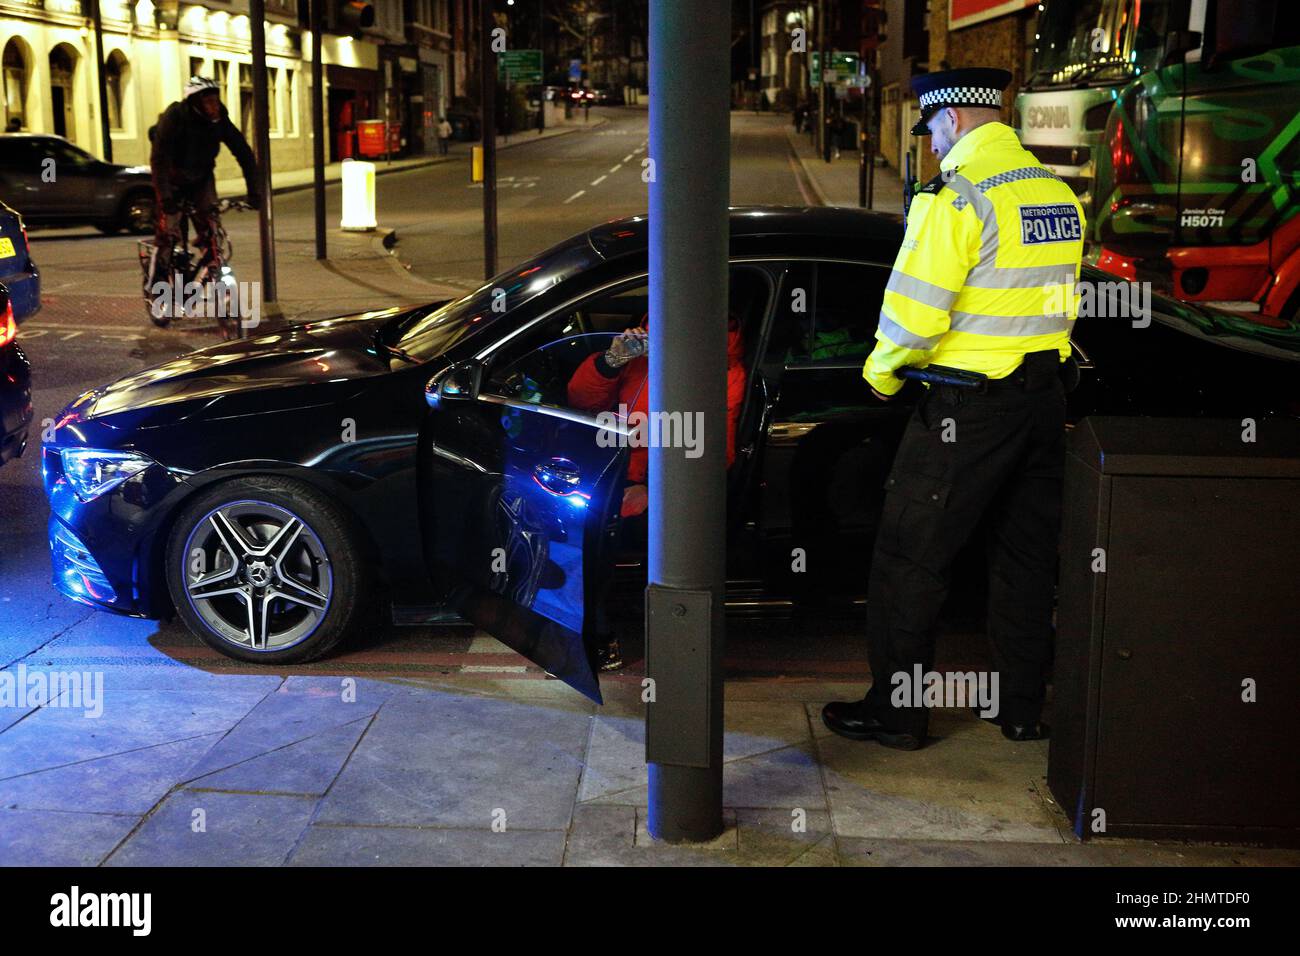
0 285 32 467
41 208 1300 701
591 85 625 105
0 198 39 320
0 133 154 235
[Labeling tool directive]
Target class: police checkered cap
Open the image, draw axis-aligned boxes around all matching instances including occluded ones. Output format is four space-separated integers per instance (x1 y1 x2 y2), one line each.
917 86 1004 109
909 68 1011 135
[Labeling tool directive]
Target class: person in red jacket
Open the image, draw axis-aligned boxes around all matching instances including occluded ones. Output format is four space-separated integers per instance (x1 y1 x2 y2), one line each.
566 313 748 668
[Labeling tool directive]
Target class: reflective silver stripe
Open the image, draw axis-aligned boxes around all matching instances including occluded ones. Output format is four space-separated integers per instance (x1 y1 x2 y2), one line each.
949 311 1074 337
879 312 944 351
886 272 958 311
965 263 1077 289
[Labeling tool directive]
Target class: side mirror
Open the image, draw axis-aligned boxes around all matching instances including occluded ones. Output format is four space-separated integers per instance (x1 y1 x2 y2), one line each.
425 361 482 407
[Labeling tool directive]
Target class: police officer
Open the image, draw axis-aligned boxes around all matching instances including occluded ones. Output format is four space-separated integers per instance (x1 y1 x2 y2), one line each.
822 68 1085 750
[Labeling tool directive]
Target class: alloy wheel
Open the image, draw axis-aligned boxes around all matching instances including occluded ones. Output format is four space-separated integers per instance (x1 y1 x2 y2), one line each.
181 500 333 651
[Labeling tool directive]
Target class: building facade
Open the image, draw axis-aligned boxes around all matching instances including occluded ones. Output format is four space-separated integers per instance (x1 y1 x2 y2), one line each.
0 0 458 181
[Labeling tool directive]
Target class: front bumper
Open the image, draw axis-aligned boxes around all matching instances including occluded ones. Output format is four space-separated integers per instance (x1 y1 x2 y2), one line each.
43 443 187 617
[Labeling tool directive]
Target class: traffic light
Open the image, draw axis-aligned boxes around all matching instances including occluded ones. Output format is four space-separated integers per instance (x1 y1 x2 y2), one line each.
327 0 374 38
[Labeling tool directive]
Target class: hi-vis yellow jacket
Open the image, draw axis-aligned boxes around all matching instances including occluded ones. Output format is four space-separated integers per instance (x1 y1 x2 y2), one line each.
863 122 1085 396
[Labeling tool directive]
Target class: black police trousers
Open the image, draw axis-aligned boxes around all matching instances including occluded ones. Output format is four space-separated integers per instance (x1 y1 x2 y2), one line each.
863 350 1066 738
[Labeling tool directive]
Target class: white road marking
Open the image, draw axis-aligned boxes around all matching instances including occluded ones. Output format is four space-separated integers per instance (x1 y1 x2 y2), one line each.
622 153 635 163
609 164 622 173
462 665 528 674
590 175 607 186
564 190 585 203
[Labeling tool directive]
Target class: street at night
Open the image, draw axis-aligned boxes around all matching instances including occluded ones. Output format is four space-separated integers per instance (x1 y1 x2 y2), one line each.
0 0 1298 927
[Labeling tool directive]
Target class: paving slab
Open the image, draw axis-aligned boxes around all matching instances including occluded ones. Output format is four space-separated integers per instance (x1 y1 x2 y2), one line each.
105 791 317 867
0 808 140 867
187 719 371 796
0 734 220 814
288 824 566 866
0 686 274 779
815 716 1060 843
836 837 1300 867
314 689 591 829
182 677 400 782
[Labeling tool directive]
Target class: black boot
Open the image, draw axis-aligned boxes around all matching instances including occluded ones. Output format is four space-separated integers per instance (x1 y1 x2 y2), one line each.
821 700 923 750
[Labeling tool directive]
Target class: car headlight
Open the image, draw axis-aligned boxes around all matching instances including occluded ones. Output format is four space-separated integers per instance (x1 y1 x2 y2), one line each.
60 448 153 501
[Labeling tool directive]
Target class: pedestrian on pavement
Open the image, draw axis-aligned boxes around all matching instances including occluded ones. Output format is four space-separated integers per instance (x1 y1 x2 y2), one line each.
822 67 1086 751
437 116 453 156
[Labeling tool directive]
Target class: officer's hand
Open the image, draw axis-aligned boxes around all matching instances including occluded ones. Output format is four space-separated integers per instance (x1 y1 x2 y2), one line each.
871 387 896 402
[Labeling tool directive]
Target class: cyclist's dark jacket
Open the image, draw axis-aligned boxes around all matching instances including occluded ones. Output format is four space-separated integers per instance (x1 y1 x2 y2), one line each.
150 100 257 201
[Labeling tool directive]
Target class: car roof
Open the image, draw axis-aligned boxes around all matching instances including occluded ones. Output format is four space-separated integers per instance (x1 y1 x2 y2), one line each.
586 206 906 264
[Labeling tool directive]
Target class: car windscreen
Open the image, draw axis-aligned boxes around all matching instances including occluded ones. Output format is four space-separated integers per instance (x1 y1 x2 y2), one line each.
386 234 599 361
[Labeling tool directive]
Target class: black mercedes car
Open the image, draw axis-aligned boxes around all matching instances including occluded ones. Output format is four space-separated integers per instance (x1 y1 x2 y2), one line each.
41 208 1300 701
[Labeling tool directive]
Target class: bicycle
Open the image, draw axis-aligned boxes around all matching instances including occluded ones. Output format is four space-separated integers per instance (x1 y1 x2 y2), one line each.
139 197 252 339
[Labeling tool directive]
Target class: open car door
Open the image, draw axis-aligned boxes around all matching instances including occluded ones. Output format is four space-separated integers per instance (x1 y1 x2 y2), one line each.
420 332 639 703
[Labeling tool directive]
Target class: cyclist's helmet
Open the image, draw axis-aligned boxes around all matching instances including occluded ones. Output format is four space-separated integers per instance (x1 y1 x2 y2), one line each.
183 76 220 101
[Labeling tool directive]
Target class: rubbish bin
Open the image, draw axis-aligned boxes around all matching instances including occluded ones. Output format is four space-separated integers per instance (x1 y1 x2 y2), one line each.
1051 416 1300 845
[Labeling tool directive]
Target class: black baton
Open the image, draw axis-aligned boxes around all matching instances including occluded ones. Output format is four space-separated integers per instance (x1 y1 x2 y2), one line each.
896 365 988 390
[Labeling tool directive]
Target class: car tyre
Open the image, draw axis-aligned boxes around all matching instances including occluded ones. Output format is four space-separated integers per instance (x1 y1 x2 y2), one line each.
121 191 156 235
165 475 373 664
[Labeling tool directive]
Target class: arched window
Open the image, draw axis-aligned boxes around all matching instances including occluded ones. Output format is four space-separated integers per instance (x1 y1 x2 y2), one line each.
105 51 128 131
2 39 28 130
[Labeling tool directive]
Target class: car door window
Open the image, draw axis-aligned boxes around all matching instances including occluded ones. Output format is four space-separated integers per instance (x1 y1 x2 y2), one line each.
766 261 892 419
487 331 645 424
44 140 95 171
0 138 42 173
774 261 887 368
483 282 650 414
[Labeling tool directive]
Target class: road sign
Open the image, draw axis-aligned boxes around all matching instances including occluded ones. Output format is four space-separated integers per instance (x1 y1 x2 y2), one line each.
498 49 542 84
568 59 582 83
811 51 860 86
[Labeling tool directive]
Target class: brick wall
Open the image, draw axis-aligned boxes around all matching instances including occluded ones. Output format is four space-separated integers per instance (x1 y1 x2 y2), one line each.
919 4 1033 182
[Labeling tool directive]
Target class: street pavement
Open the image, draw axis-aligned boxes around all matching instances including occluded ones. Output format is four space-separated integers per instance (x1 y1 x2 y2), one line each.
2 109 1295 866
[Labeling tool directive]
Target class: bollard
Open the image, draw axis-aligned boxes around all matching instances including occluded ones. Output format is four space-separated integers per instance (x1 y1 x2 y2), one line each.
339 159 377 232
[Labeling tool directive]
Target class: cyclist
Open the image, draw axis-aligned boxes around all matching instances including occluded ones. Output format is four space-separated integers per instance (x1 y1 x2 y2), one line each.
146 76 261 301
